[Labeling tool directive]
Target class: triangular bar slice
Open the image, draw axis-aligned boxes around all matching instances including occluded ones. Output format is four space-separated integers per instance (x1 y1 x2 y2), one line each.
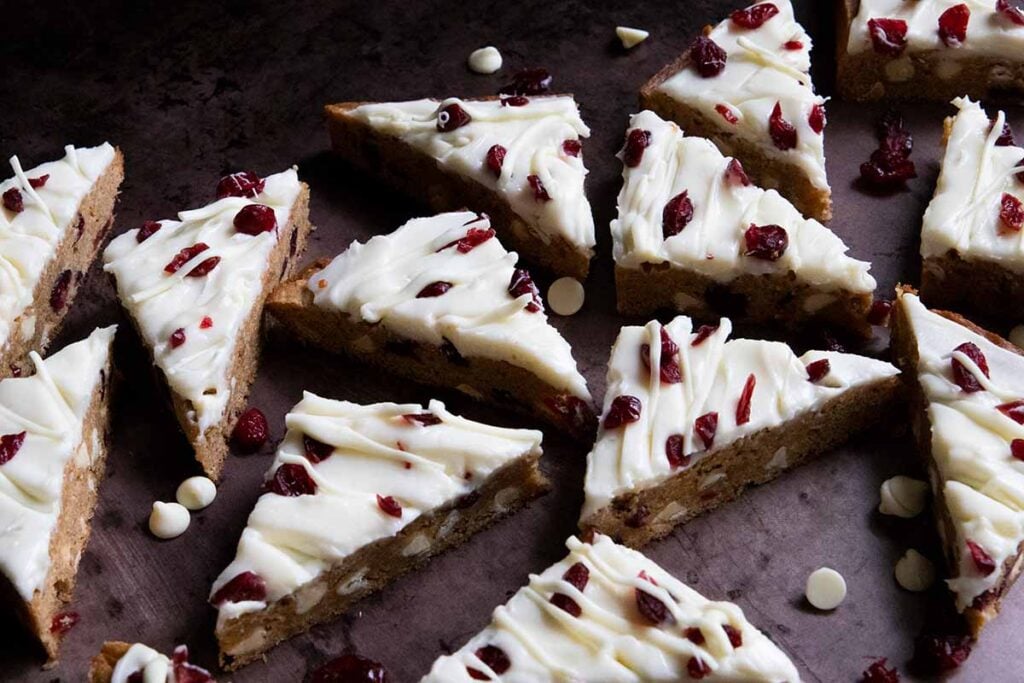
104 168 312 479
612 110 875 337
921 97 1024 321
210 393 547 669
325 95 595 277
421 534 800 682
640 0 831 220
0 326 116 662
892 287 1024 635
0 143 123 376
581 315 900 547
88 642 213 682
266 210 596 439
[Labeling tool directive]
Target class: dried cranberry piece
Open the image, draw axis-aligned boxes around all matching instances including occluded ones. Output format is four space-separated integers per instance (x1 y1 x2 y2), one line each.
731 2 779 29
938 4 970 47
500 67 552 95
736 374 756 425
50 270 73 312
867 299 893 325
913 634 972 672
465 669 488 681
437 102 472 132
137 220 162 243
665 434 689 469
550 592 582 617
500 95 529 107
169 328 186 349
200 316 213 329
2 188 24 213
784 39 804 50
768 102 797 151
635 588 674 625
723 624 743 647
861 658 900 683
950 342 989 393
376 494 402 518
309 653 390 683
809 103 827 134
967 540 996 575
995 121 1016 147
744 224 789 260
527 174 551 201
165 243 210 274
268 463 317 496
690 36 727 78
544 394 591 433
211 570 267 605
662 191 694 239
724 159 751 187
485 144 506 177
562 562 590 591
303 434 334 462
187 256 220 277
508 268 543 312
806 359 830 383
1013 439 1024 460
440 338 467 365
860 153 917 189
694 412 718 449
604 395 642 429
50 610 78 635
998 401 1024 426
216 171 265 199
998 0 1024 25
623 129 653 168
234 204 277 235
640 328 682 384
868 18 908 56
715 104 738 124
438 227 495 253
692 324 720 346
417 281 453 298
0 431 25 466
171 646 214 683
1000 193 1024 232
28 174 49 189
472 645 510 676
232 408 269 452
687 657 712 679
402 412 442 426
562 139 582 157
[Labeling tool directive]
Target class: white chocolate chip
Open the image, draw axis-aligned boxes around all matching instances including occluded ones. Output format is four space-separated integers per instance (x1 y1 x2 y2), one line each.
934 60 962 80
547 277 585 316
402 532 431 557
149 501 190 539
616 26 649 49
884 57 915 83
894 549 936 592
806 567 846 610
1010 325 1024 350
468 46 502 75
176 476 217 510
878 476 928 518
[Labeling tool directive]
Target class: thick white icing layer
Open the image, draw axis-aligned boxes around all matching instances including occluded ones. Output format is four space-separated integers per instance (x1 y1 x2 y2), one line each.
899 291 1024 611
582 315 898 520
0 326 115 600
612 110 874 294
346 96 595 253
656 0 828 194
309 210 591 400
110 644 171 683
922 97 1024 271
104 169 301 436
0 144 116 352
422 534 800 682
211 393 542 627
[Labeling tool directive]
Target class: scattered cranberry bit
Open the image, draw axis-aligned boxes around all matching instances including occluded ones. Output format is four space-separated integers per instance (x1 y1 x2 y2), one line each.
744 224 789 261
684 627 705 645
402 412 443 426
736 374 756 425
665 434 689 469
164 243 210 274
715 103 738 124
868 18 908 56
690 35 727 78
268 463 317 496
234 204 277 235
211 570 267 605
768 102 797 151
309 653 390 683
950 342 989 393
662 191 694 239
1012 439 1024 461
468 645 510 679
694 412 718 449
806 359 831 383
377 494 402 518
868 299 893 326
508 268 543 312
635 588 673 625
171 645 214 683
1000 193 1024 233
28 174 49 189
440 338 466 365
500 67 552 95
604 395 642 429
437 102 472 132
623 129 653 168
485 144 506 177
688 657 712 679
913 634 972 673
783 40 804 50
187 256 220 277
998 0 1024 25
50 611 78 635
169 327 186 349
724 158 751 187
562 562 590 591
562 139 582 157
527 174 551 201
200 315 213 329
137 220 162 242
640 328 682 384
50 270 73 312
723 624 743 647
809 103 827 134
967 540 996 575
544 394 591 433
692 324 720 346
995 120 1016 147
438 227 495 253
731 2 780 29
549 592 582 617
232 408 269 452
303 434 334 462
861 657 900 683
500 95 530 107
938 4 970 47
860 110 917 190
216 171 265 199
2 188 24 214
416 281 453 298
998 400 1024 423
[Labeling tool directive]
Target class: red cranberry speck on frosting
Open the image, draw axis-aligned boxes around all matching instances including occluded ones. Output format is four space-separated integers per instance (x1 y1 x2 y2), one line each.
216 171 265 199
690 36 727 78
622 129 652 168
730 2 779 29
233 204 277 235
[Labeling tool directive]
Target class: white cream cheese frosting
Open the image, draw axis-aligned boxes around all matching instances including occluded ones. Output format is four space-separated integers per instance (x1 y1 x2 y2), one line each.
210 393 543 628
899 291 1024 611
0 325 115 600
922 97 1024 271
0 144 116 352
582 315 898 520
346 96 595 254
656 0 828 194
421 534 800 682
104 169 301 436
308 210 591 400
612 110 874 294
109 643 212 683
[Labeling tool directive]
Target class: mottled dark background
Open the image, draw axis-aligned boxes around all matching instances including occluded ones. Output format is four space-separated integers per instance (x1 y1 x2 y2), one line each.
1 0 1020 680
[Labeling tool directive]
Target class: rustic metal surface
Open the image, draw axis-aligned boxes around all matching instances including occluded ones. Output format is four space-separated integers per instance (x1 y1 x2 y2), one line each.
2 1 1021 680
